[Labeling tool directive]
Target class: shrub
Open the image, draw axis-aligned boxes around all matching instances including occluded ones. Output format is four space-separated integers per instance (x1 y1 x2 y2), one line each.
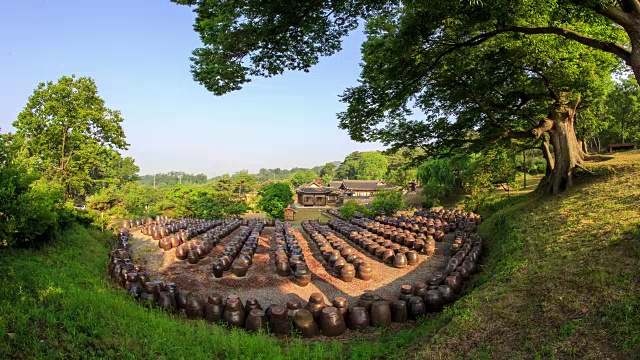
257 182 293 219
340 200 368 220
370 189 404 216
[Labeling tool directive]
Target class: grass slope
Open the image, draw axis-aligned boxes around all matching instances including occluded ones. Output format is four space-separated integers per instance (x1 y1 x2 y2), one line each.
1 152 639 359
409 151 640 359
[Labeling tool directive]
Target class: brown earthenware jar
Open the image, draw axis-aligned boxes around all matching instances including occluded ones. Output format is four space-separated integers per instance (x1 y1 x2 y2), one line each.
185 293 205 319
212 260 224 278
382 249 395 264
357 263 373 281
187 250 199 264
370 300 392 326
399 284 413 303
286 299 302 318
293 265 312 287
408 296 426 320
413 239 425 253
333 297 349 319
391 300 408 323
276 259 291 276
333 258 347 275
306 293 327 321
347 307 370 330
357 293 376 313
160 238 172 251
393 253 408 269
175 246 188 260
412 281 428 298
405 250 419 265
204 294 224 323
231 260 249 277
438 284 455 304
319 307 347 337
157 291 176 312
293 309 320 338
445 274 462 294
269 305 292 337
222 298 245 328
245 309 268 332
424 290 445 313
245 297 263 317
341 263 355 282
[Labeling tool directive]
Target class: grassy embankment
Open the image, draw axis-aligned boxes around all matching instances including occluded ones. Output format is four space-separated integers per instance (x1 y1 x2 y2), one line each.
1 151 639 359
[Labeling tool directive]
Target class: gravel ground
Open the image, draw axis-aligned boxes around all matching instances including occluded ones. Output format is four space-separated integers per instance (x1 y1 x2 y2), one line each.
130 224 452 308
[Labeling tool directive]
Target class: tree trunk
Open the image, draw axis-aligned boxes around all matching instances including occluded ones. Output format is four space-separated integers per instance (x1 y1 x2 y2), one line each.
533 96 585 195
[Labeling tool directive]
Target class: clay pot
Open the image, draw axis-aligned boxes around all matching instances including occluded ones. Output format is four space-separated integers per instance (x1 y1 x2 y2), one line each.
293 265 312 287
399 284 413 303
370 300 392 326
404 251 419 266
276 259 291 276
412 281 428 298
357 293 376 313
219 256 232 271
425 241 436 256
357 263 373 281
160 238 172 251
212 260 224 278
245 297 263 317
185 293 205 319
393 253 408 269
245 309 268 332
231 261 249 277
187 250 199 264
175 290 189 311
391 300 408 323
424 290 445 313
347 307 370 330
306 293 327 321
269 305 292 337
445 273 463 294
157 291 176 311
333 297 349 319
341 263 355 282
204 294 224 323
293 309 320 338
333 258 347 275
375 246 386 259
286 299 302 318
319 307 347 337
408 296 426 320
175 246 188 260
438 285 455 304
222 298 246 328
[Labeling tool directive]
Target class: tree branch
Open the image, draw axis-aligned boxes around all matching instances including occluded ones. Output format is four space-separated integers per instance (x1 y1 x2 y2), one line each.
595 3 635 26
530 118 554 139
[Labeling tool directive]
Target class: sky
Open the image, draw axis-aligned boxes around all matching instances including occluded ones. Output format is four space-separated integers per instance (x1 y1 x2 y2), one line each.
0 0 385 177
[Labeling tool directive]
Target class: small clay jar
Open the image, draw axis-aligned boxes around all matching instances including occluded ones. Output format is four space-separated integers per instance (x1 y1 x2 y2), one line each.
408 296 426 320
187 250 199 264
222 298 246 328
399 284 413 303
293 309 320 338
413 281 429 298
413 239 425 253
333 258 347 275
269 305 292 337
424 290 445 313
347 307 370 330
393 253 408 269
333 297 349 319
293 265 312 287
375 247 387 260
438 285 455 304
445 272 463 294
157 291 176 311
319 307 347 337
245 297 263 317
175 246 188 260
276 259 291 276
286 299 302 318
204 294 224 323
185 293 205 319
425 241 436 256
391 300 408 323
341 263 356 282
160 238 172 251
357 263 373 281
219 255 232 271
405 250 419 266
245 309 268 332
357 293 376 313
306 293 327 321
370 300 392 326
212 260 224 278
231 260 249 277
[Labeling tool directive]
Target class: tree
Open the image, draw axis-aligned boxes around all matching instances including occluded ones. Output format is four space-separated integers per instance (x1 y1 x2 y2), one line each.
356 152 388 180
385 167 417 188
335 152 362 180
13 75 129 199
606 75 640 144
319 162 337 183
370 189 405 216
290 170 318 187
257 182 294 219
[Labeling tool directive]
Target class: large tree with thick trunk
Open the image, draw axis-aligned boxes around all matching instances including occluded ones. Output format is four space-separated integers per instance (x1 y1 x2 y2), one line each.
170 0 625 193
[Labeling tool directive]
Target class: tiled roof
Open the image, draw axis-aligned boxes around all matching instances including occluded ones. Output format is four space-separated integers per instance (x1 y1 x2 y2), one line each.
295 187 337 194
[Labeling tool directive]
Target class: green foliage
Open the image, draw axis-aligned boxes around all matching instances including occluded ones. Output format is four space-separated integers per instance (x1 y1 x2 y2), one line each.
12 75 133 200
139 172 208 187
339 200 368 220
385 166 417 187
319 162 337 183
417 158 458 207
526 157 547 175
257 182 294 219
290 170 318 187
370 189 404 216
355 152 388 180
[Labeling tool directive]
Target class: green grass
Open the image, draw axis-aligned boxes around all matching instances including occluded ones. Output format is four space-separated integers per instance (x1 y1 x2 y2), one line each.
2 151 639 359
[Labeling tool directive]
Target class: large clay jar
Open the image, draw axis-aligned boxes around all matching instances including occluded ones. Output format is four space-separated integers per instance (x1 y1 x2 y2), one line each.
357 293 376 313
357 263 373 281
286 299 302 318
222 297 246 328
333 297 349 319
391 300 408 323
399 284 413 303
405 250 419 266
219 256 232 271
347 307 370 330
408 296 426 320
204 294 224 323
245 297 263 317
306 293 327 321
293 265 312 287
212 260 224 278
160 238 172 251
445 273 463 294
175 246 188 260
140 282 159 306
293 309 320 338
413 281 429 298
157 291 176 312
424 290 445 313
245 309 268 332
333 258 347 275
341 263 356 282
370 300 392 326
438 285 455 304
231 260 249 277
276 259 291 276
187 250 199 264
269 305 292 337
185 293 205 319
393 253 408 269
425 241 436 256
319 307 347 337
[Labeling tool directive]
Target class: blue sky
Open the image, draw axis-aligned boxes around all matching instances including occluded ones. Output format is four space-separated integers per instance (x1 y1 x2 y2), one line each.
0 0 384 177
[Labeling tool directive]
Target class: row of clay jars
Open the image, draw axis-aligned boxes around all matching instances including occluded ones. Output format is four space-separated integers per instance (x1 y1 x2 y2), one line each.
349 219 429 258
303 221 360 282
281 224 312 287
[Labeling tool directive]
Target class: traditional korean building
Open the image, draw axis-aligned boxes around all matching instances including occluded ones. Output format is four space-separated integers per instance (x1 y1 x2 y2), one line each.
339 180 397 203
295 179 397 207
295 181 340 207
